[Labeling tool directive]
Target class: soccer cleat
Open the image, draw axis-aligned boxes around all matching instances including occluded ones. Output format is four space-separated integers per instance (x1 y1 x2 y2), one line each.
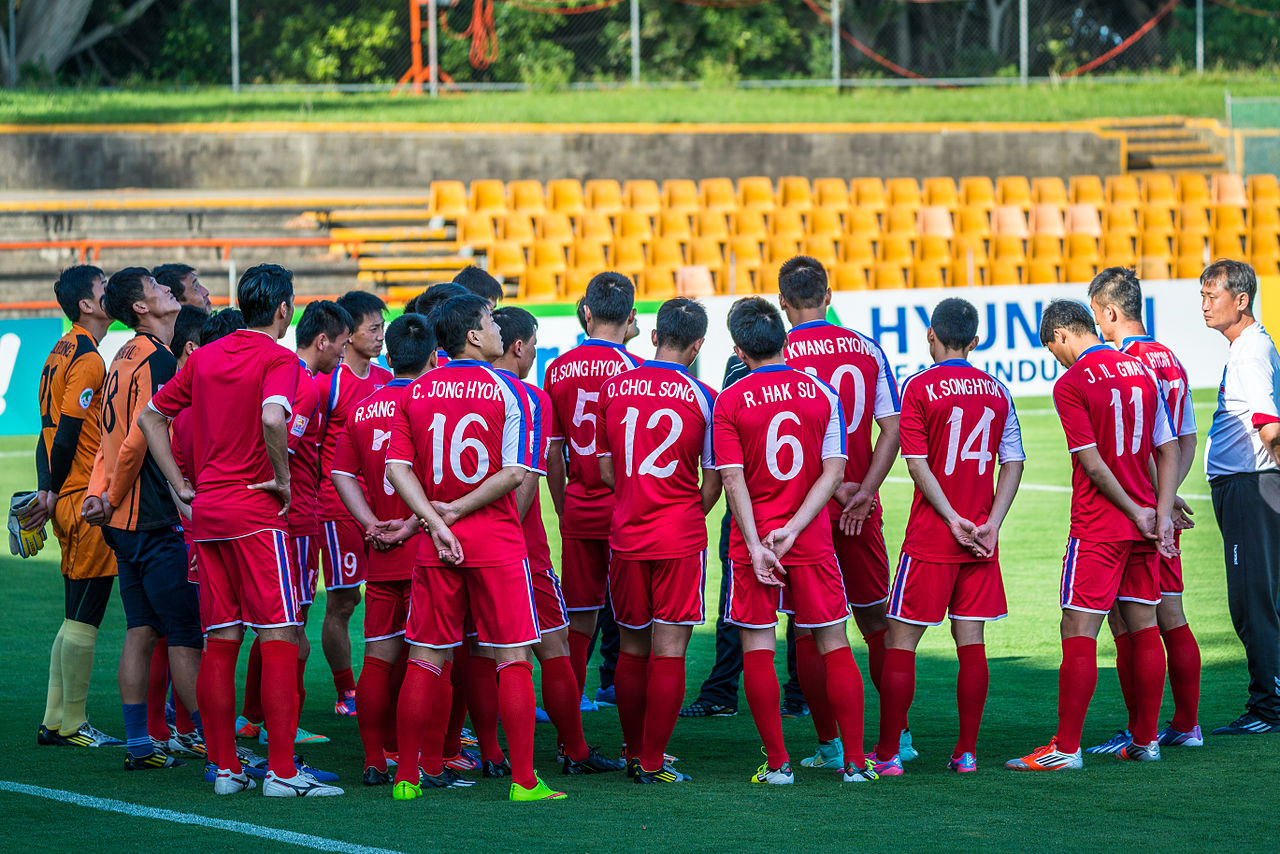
779 698 810 718
594 685 617 707
634 763 690 784
899 728 919 762
334 689 357 717
1116 740 1161 761
363 766 392 786
750 761 794 784
625 757 641 779
799 738 844 770
392 780 422 801
37 725 68 746
482 759 512 778
1084 728 1132 755
293 727 330 745
1005 741 1083 771
167 730 207 758
842 759 879 783
460 728 478 748
124 750 186 770
1212 713 1280 735
295 755 339 783
263 770 344 797
420 767 476 789
149 736 168 753
561 746 626 775
579 694 598 714
509 774 567 801
871 752 904 777
213 769 255 795
535 706 551 723
444 749 480 772
948 752 978 773
1157 723 1204 747
679 699 738 718
234 716 261 739
236 746 267 776
62 722 123 748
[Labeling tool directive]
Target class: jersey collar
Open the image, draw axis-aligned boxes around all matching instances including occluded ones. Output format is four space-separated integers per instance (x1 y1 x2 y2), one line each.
387 377 414 387
442 358 489 368
749 364 792 374
582 337 629 351
791 319 831 332
937 358 971 367
1079 343 1111 359
645 359 691 374
1120 335 1154 350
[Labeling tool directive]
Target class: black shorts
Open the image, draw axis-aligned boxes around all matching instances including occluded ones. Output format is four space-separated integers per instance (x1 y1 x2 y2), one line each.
103 525 202 649
64 575 115 627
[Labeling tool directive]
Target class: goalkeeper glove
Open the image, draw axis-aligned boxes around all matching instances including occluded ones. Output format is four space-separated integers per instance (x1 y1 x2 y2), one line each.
9 491 47 558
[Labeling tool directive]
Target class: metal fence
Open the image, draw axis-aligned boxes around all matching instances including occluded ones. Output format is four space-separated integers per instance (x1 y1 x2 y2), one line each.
1228 93 1280 176
4 0 1280 91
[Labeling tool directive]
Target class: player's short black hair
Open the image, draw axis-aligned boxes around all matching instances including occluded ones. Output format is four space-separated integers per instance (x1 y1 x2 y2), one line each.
201 308 245 345
575 297 588 333
453 265 504 305
171 305 210 357
727 296 787 360
153 263 197 304
492 306 538 354
655 298 708 352
431 293 491 358
582 272 635 325
237 264 294 328
930 297 979 350
102 267 153 329
1087 266 1143 322
385 313 436 375
408 282 467 320
296 300 355 349
1038 299 1097 346
54 264 104 324
1202 258 1258 311
777 255 829 309
337 290 387 327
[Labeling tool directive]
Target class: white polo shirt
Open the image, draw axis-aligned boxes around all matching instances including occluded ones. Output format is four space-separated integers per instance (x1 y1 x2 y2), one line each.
1206 321 1280 478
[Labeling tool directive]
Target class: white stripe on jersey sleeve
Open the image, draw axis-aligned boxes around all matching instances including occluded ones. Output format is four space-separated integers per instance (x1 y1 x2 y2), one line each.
682 374 718 468
995 380 1027 463
865 334 901 419
1176 364 1197 436
1141 365 1178 448
493 369 533 471
813 377 849 461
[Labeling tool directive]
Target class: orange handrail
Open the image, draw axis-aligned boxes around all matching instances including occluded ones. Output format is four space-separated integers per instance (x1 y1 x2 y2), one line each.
0 293 349 314
0 236 335 262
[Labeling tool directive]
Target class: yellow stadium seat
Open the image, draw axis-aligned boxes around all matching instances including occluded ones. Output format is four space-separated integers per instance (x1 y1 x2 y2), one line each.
538 212 575 245
1249 174 1280 204
520 266 559 301
500 213 536 246
854 178 889 215
657 209 693 243
641 267 680 300
1139 256 1171 280
923 177 960 211
885 206 919 235
1028 204 1066 238
663 180 700 215
842 234 877 264
918 206 955 238
700 178 738 214
1067 234 1099 259
678 265 717 298
993 234 1026 261
738 177 775 212
488 241 527 280
689 237 726 286
563 267 594 300
832 261 871 290
732 209 769 241
530 241 568 275
1251 226 1280 258
509 180 547 216
458 213 497 251
955 207 991 238
991 206 1029 238
913 260 948 288
1031 234 1063 260
1142 229 1174 259
577 211 614 243
649 237 686 269
1070 175 1105 206
1251 202 1280 228
996 176 1032 208
726 235 764 276
1143 204 1176 234
778 176 813 211
807 208 844 240
886 178 922 209
694 211 730 242
1255 256 1280 276
845 207 880 237
1177 174 1211 206
1212 174 1248 207
1065 204 1103 236
624 180 662 216
1214 204 1247 232
1105 204 1141 237
1065 257 1100 283
1176 231 1210 264
1027 258 1062 284
879 234 914 264
547 179 585 218
617 210 654 243
950 240 989 288
430 180 468 219
814 178 851 210
771 208 806 239
801 235 838 268
468 180 507 218
766 235 802 264
1180 204 1211 233
1102 232 1137 267
917 235 951 265
1107 175 1142 206
1214 227 1248 257
960 176 996 209
1143 174 1176 206
586 180 624 217
1032 177 1068 206
873 260 911 289
990 258 1025 286
1175 256 1206 279
612 237 648 279
572 240 610 271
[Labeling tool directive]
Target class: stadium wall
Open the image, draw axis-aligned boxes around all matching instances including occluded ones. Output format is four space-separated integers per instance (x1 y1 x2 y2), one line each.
0 123 1123 190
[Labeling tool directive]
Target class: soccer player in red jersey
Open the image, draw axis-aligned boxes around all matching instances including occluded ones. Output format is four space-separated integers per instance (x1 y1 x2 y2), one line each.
315 290 392 717
385 293 564 803
1007 299 1179 772
871 298 1025 775
140 264 342 797
714 297 877 785
543 273 643 696
492 306 624 777
596 298 720 783
1085 268 1203 752
332 314 441 787
776 256 904 768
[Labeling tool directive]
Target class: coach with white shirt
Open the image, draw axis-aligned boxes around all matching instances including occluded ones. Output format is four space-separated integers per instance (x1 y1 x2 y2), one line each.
1201 259 1280 735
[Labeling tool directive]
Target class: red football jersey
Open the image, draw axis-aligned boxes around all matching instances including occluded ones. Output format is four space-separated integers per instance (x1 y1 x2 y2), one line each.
785 320 900 519
712 364 846 567
332 378 417 582
149 329 299 540
171 407 197 546
315 360 393 521
499 370 553 573
543 339 643 538
597 361 718 559
1120 335 1196 438
386 359 532 568
1053 345 1177 542
899 360 1025 564
287 362 323 538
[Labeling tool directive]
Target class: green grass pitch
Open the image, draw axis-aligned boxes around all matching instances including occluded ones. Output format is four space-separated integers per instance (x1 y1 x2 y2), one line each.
1 389 1277 853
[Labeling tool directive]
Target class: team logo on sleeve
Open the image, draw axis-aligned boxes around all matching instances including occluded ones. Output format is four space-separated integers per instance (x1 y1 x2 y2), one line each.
78 388 94 409
290 414 310 437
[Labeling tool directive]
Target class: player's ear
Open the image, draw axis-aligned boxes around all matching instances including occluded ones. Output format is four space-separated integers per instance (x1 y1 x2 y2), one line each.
690 337 705 359
823 288 832 307
650 329 658 348
427 351 438 370
926 327 936 346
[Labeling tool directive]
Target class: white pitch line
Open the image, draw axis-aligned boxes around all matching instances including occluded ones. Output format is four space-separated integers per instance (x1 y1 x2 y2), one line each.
882 476 1211 502
0 781 409 854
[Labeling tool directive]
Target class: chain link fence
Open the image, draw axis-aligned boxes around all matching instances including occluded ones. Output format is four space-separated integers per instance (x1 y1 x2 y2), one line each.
3 0 1280 90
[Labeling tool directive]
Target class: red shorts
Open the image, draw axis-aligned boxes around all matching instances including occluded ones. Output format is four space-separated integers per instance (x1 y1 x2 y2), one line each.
364 579 411 642
1160 531 1184 596
405 560 539 649
195 529 301 632
1060 537 1160 614
887 554 1008 626
608 551 707 629
291 535 319 606
560 536 609 611
320 518 367 590
833 520 889 608
531 565 570 634
727 555 848 629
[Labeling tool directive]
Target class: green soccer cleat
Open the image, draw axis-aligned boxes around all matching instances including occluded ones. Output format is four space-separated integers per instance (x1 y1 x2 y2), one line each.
799 738 844 770
293 727 330 745
750 761 794 785
509 774 567 802
392 780 422 801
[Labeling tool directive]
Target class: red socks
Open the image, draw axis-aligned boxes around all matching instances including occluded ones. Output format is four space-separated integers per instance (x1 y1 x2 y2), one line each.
260 640 300 778
386 648 407 754
1162 623 1201 733
356 656 394 770
496 660 537 790
1055 636 1098 754
295 655 307 731
567 629 593 697
542 654 590 762
241 637 263 724
822 646 867 768
743 649 788 769
423 661 455 777
395 659 448 783
468 655 504 763
614 651 649 761
1128 626 1166 745
198 637 241 773
795 635 838 742
876 647 914 760
1114 631 1136 733
863 628 887 693
147 639 170 742
955 643 988 757
443 643 470 758
332 666 355 698
639 656 685 773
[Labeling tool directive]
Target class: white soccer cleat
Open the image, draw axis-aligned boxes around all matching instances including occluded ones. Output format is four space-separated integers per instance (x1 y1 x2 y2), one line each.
1005 741 1084 771
213 769 256 795
1116 740 1161 762
263 770 345 797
